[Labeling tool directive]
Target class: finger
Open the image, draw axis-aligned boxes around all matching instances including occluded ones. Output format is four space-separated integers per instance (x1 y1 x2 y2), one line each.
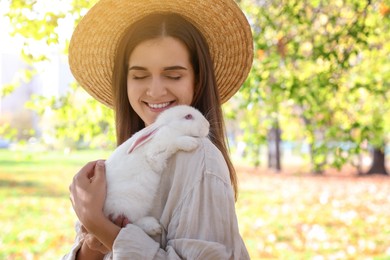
123 217 130 227
80 161 98 175
93 160 106 182
85 234 104 251
83 161 99 179
85 234 109 254
113 215 123 226
113 215 130 227
85 233 101 248
69 162 96 201
81 225 88 234
69 193 74 205
72 161 98 185
96 244 110 255
69 183 75 204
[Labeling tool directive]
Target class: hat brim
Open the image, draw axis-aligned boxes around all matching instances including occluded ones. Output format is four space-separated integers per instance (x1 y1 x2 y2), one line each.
69 0 253 107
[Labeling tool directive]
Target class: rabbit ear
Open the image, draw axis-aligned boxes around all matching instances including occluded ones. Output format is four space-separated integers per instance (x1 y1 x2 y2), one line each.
127 124 160 154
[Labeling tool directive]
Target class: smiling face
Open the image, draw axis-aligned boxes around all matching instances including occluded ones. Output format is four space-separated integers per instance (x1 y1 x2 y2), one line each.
127 36 195 126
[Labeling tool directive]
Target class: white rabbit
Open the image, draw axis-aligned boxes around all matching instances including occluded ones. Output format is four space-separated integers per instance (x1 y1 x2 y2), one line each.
104 105 210 236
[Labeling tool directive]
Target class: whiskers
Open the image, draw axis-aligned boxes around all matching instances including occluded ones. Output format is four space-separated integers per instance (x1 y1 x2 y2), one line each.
203 107 223 142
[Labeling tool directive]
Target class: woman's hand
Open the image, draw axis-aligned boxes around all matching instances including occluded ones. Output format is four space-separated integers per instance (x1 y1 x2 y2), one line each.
81 215 130 254
69 160 107 233
70 161 130 253
77 215 130 260
81 225 110 255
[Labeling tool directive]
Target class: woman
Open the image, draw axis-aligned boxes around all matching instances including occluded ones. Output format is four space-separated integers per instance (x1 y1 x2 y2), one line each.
65 0 253 259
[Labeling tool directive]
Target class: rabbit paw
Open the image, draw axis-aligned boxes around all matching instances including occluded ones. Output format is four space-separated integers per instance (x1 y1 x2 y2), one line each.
175 136 199 151
134 216 162 236
146 136 199 172
147 151 168 172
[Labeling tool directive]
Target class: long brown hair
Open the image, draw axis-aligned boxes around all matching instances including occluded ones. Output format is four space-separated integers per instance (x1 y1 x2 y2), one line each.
112 13 238 199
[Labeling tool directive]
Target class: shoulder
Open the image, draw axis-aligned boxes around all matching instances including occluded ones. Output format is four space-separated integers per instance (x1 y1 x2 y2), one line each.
168 138 230 185
199 138 230 183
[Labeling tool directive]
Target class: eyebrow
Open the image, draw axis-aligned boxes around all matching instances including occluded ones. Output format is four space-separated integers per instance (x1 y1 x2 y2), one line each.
128 65 188 71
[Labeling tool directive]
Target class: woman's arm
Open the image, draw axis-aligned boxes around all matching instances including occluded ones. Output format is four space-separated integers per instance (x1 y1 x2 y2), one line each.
62 217 128 260
62 213 109 260
69 160 121 257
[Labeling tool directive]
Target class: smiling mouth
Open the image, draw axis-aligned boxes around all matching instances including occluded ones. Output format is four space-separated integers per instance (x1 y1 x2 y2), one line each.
147 102 173 109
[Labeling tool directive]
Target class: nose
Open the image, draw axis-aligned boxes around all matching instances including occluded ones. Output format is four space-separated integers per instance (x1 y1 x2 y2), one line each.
146 77 167 97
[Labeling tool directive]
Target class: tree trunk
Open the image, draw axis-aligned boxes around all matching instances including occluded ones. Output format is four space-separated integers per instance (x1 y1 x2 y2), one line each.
268 122 282 172
309 143 325 174
366 147 388 175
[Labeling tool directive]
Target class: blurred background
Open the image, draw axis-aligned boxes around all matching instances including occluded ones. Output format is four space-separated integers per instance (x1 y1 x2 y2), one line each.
0 0 389 259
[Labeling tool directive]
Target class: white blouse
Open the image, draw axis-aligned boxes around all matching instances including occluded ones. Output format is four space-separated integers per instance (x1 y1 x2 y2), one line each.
63 138 249 259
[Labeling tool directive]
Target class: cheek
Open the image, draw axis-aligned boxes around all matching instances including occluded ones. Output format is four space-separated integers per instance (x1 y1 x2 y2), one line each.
188 84 195 104
126 84 139 109
185 89 194 105
127 81 139 99
126 83 132 102
181 79 195 105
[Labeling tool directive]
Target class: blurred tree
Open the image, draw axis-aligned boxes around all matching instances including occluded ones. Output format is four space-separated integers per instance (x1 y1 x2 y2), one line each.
25 83 115 150
3 0 389 174
3 0 115 149
237 0 389 174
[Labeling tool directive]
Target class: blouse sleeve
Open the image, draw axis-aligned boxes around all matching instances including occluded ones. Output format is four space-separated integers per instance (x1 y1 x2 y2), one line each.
61 222 84 260
62 221 115 260
111 138 249 259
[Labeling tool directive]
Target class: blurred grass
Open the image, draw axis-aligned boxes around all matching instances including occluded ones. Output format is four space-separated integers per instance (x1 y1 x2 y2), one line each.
0 149 110 260
1 149 390 259
237 168 390 260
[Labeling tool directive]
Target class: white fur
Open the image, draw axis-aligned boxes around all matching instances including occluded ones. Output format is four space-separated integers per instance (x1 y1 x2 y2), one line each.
104 105 209 235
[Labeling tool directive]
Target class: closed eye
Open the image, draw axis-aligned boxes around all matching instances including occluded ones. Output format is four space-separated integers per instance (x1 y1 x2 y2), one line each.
128 66 149 80
167 76 181 80
133 75 148 80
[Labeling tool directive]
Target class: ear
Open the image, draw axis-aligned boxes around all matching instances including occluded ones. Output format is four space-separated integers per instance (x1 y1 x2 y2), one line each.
127 124 160 154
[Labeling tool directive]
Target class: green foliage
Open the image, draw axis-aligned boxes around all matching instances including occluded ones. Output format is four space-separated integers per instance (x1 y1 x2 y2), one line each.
0 123 17 140
3 0 389 170
25 84 116 150
6 0 98 61
0 67 37 97
235 0 390 171
4 0 112 149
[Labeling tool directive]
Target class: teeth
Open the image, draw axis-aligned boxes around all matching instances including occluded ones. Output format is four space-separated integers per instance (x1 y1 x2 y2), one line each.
148 102 170 109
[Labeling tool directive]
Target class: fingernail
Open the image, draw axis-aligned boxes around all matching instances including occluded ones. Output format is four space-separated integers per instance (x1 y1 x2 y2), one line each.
97 160 104 167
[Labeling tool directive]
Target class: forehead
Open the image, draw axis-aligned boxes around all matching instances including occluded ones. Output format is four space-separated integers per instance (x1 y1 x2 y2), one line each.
129 37 191 66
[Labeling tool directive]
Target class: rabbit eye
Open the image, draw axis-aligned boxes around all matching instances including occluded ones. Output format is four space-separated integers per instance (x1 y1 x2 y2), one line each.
184 114 193 120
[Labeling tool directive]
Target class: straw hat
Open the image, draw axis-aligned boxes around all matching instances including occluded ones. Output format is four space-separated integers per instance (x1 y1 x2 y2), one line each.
69 0 253 107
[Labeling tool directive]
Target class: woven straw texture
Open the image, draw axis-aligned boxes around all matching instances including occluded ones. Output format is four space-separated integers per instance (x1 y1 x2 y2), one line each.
69 0 253 107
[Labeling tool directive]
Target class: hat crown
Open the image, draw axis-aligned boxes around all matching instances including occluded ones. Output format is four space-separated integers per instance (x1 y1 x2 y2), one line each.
69 0 254 107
